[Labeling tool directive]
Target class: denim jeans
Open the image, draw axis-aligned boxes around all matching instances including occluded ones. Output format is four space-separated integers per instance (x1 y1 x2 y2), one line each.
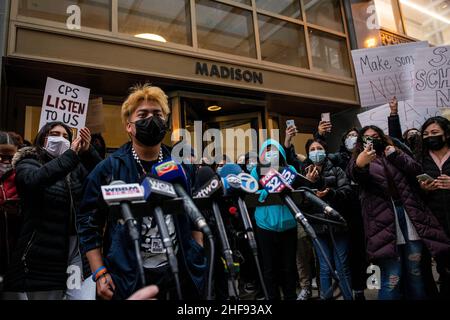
313 234 353 300
378 205 426 300
378 240 426 300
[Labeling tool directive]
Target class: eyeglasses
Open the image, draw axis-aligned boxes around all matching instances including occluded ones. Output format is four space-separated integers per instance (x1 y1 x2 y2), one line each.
0 155 13 164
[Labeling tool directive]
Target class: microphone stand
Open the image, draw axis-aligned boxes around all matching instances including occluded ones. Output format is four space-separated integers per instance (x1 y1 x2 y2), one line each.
283 195 343 299
211 202 239 300
237 197 269 300
153 206 182 300
119 201 146 287
173 184 215 301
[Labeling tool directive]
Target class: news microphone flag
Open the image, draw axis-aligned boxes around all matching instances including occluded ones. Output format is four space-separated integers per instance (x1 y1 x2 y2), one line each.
101 182 146 205
152 159 188 189
260 168 290 193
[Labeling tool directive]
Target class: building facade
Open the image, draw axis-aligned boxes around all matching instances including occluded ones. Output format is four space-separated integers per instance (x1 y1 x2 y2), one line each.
2 0 444 156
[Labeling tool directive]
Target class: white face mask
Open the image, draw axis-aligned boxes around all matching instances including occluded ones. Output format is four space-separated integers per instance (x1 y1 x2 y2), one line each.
44 136 70 157
345 136 358 152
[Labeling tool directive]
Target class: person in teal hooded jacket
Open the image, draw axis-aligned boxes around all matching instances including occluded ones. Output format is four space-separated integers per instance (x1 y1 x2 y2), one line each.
250 139 298 300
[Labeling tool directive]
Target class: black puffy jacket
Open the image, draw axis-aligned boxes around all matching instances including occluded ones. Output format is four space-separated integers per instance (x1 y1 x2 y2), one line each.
421 154 450 238
301 158 352 234
4 146 100 292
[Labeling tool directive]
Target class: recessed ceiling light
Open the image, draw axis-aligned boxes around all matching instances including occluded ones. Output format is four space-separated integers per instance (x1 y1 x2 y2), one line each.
134 33 167 43
208 105 222 112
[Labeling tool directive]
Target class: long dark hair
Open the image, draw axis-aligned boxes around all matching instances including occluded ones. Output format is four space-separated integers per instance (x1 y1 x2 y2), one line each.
421 116 450 153
354 125 394 156
34 122 73 148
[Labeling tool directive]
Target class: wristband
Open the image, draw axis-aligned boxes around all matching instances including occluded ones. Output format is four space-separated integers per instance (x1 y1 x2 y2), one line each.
92 266 107 282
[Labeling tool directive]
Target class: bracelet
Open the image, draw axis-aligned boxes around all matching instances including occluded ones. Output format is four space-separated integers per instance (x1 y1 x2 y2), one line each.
92 266 107 282
95 272 109 283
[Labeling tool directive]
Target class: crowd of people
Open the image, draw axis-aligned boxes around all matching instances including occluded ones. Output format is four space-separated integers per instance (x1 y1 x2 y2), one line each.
1 84 450 301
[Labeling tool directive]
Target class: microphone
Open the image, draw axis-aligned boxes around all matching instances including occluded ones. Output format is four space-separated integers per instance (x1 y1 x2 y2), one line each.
101 181 146 286
140 175 182 299
152 159 215 300
193 166 239 298
260 168 294 193
299 187 347 226
152 159 213 238
277 166 347 226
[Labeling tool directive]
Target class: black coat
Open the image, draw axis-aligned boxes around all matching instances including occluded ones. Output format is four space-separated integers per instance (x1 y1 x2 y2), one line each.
301 158 352 234
4 146 101 292
421 154 450 237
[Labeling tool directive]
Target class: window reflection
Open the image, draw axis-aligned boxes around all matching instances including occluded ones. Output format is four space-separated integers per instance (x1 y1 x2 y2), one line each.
304 0 344 33
196 0 257 58
258 15 308 68
255 0 302 19
118 0 192 45
309 29 351 77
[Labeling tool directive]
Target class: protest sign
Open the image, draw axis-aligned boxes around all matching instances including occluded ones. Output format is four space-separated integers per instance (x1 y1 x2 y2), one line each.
357 99 441 134
351 41 428 108
39 77 90 132
413 46 450 109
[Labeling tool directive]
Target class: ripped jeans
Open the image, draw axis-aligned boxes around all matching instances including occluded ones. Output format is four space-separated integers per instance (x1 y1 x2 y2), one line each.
378 205 426 300
378 240 425 300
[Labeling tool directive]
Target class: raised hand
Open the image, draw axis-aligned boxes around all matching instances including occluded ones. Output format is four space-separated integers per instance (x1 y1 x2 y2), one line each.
78 127 92 153
284 125 298 148
318 121 332 136
70 136 82 154
356 144 376 168
389 96 398 116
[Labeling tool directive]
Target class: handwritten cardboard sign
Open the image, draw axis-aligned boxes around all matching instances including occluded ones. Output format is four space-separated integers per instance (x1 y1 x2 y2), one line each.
39 77 90 132
357 100 441 134
351 41 428 108
413 46 450 109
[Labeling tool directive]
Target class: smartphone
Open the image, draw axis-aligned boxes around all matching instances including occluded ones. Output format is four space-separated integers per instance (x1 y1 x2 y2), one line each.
286 119 295 128
363 136 374 149
321 113 331 123
416 174 435 182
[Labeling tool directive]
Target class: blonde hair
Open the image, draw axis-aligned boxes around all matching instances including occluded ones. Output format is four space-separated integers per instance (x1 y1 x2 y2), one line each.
121 83 170 125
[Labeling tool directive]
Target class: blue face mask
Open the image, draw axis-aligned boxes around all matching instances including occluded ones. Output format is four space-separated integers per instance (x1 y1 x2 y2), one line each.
216 166 223 175
309 150 326 164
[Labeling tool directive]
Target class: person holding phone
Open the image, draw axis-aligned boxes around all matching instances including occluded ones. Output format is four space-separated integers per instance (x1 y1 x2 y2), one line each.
419 116 450 297
301 138 353 300
348 125 450 300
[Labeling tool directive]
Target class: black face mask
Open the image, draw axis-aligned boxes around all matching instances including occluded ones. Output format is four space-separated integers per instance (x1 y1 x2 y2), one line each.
424 135 446 151
371 138 386 154
134 116 168 147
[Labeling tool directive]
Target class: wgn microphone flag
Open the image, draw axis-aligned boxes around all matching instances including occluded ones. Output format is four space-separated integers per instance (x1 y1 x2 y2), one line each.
152 159 189 189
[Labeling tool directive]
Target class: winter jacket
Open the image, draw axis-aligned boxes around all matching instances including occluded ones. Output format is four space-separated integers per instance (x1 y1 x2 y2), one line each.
4 146 101 292
421 153 450 237
1 169 21 275
301 158 352 234
348 149 450 262
77 142 207 299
